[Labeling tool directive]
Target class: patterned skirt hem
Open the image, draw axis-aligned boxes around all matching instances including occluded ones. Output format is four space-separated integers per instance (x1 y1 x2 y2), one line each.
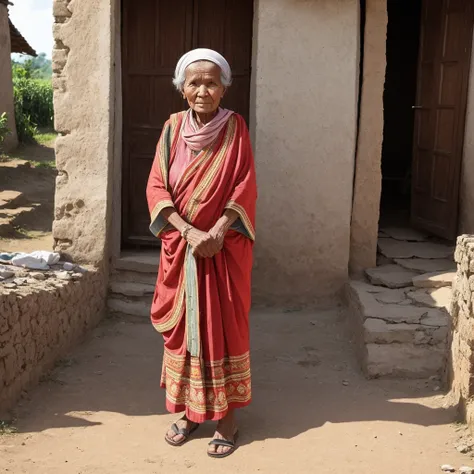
162 388 252 423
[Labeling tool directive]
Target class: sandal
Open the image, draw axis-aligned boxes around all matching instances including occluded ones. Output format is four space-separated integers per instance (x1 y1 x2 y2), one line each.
164 419 199 447
207 431 239 458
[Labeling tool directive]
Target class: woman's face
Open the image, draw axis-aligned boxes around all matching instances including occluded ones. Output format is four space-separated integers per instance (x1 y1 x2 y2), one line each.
183 61 225 115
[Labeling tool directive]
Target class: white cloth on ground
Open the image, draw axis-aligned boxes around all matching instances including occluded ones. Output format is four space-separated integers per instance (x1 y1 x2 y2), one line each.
11 251 61 270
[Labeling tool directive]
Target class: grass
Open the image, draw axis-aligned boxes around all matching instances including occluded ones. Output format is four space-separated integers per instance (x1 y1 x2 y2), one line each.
34 131 56 147
0 420 18 435
30 160 56 170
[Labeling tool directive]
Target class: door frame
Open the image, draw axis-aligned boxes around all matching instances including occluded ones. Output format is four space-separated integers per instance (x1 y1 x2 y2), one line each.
350 0 474 274
109 0 259 262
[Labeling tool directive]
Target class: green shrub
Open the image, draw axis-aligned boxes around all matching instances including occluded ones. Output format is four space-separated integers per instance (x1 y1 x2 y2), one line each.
12 65 54 143
0 112 10 150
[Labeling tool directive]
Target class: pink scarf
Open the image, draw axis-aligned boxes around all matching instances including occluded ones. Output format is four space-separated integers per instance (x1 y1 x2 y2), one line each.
169 108 234 190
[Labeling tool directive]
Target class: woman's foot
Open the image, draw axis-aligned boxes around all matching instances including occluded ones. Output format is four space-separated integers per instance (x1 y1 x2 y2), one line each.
165 416 199 446
208 410 238 456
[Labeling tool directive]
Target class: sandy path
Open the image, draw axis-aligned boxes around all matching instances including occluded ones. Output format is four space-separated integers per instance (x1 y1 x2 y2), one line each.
0 308 471 473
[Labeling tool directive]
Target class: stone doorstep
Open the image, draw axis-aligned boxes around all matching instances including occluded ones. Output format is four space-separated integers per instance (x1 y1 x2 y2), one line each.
363 318 448 345
348 281 449 325
365 343 445 378
346 280 449 378
406 287 452 309
366 264 419 289
373 288 407 304
110 270 157 286
108 298 151 318
114 251 160 274
378 238 454 260
379 226 428 242
412 271 456 288
395 258 456 274
109 281 155 297
0 190 26 210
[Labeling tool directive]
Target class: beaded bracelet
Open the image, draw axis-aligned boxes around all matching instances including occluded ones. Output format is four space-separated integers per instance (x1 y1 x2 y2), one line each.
181 224 192 240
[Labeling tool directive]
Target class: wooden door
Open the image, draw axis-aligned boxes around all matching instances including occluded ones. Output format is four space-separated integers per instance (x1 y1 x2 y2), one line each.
121 0 254 245
411 0 474 240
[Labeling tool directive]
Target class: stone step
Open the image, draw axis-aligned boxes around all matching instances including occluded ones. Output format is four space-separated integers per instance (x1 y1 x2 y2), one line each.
109 281 155 297
412 271 456 289
406 287 452 309
110 270 157 286
0 191 27 209
345 280 449 379
366 264 419 289
107 297 151 318
365 343 446 379
378 238 454 260
379 226 428 242
115 251 160 273
395 258 455 274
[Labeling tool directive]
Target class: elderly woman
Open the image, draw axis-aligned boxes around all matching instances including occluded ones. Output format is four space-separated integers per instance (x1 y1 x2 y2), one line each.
146 48 257 458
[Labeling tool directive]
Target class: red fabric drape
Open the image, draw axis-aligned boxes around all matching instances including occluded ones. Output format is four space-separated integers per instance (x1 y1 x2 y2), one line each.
146 111 257 422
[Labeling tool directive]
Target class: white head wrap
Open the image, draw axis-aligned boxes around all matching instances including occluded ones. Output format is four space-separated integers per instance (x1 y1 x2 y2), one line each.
173 48 232 91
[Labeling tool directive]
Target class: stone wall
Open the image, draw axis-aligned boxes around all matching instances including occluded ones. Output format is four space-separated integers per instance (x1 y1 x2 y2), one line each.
52 0 116 265
0 269 106 412
449 235 474 429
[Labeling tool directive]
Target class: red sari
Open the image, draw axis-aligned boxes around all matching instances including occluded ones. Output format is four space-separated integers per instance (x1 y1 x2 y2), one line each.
146 111 257 423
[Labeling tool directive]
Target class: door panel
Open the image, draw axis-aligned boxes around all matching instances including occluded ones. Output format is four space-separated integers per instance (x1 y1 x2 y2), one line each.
122 0 254 245
411 0 474 239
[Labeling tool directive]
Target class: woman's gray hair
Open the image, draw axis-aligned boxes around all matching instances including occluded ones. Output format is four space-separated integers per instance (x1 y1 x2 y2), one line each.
173 48 233 92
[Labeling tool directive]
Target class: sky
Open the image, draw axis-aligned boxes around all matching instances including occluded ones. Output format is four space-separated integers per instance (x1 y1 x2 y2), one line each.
9 0 53 58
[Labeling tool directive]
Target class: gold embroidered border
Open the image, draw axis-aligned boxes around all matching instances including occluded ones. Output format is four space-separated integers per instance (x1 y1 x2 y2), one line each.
158 113 183 191
185 116 237 222
152 277 185 333
178 146 215 190
225 200 256 241
162 349 251 414
150 199 174 236
164 350 250 365
158 124 171 191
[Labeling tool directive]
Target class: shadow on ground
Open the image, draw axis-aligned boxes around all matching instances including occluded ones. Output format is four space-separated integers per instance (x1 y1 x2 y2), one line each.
8 308 457 445
0 143 56 239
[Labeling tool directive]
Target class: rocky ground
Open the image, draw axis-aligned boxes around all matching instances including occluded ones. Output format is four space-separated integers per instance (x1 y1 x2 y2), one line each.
0 261 89 292
0 308 473 474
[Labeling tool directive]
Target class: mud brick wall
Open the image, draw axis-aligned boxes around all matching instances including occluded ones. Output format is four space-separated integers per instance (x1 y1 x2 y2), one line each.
0 269 106 412
449 235 474 430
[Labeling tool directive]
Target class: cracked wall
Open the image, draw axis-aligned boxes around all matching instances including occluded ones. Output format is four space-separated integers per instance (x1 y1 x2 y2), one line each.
52 0 116 265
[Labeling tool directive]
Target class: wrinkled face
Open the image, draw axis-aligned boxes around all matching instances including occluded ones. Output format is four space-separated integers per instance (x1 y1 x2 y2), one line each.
183 61 225 115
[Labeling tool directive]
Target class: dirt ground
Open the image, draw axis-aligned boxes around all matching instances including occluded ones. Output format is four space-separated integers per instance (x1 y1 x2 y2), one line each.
0 307 471 473
0 139 55 253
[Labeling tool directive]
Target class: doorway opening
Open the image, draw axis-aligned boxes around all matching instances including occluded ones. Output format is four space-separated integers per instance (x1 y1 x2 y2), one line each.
379 0 474 243
379 0 422 231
